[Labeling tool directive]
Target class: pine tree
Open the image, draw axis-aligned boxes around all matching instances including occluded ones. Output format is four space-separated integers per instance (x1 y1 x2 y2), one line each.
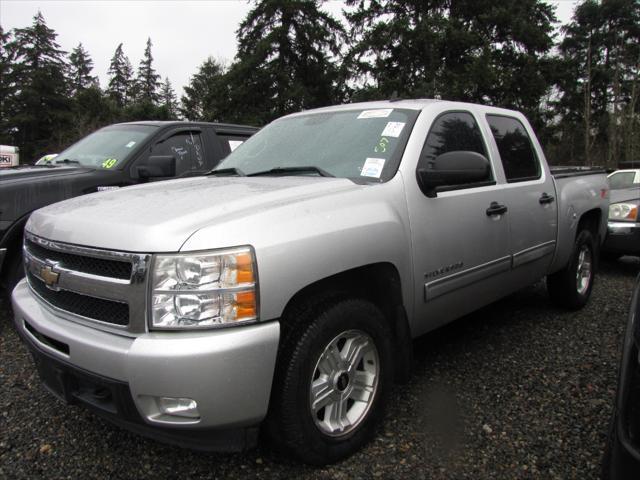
226 0 345 125
159 76 178 119
180 57 228 121
553 0 640 167
107 43 134 107
7 11 72 160
345 0 557 129
0 27 17 145
68 42 97 94
135 37 160 104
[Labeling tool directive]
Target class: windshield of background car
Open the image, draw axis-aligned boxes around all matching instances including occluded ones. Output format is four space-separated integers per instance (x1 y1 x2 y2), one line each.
608 171 637 190
217 108 420 181
54 125 157 169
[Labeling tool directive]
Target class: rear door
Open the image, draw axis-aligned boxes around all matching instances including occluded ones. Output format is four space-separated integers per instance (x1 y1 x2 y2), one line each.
485 114 557 288
406 109 511 335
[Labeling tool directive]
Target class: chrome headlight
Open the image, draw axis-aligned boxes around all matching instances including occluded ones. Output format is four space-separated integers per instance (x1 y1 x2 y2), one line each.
609 202 638 222
150 247 257 329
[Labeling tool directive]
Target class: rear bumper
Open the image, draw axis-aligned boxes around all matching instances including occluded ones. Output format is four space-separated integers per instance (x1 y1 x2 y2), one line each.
12 280 280 451
603 221 640 255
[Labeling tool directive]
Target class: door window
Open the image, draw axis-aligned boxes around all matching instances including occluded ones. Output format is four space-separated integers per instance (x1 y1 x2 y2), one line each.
218 135 250 155
418 111 492 189
486 115 540 182
152 131 205 175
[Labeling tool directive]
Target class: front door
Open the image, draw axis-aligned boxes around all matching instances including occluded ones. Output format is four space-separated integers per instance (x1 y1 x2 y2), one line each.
405 110 511 337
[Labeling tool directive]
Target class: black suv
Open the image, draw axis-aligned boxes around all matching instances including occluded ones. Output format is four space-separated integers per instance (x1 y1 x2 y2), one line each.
0 121 258 292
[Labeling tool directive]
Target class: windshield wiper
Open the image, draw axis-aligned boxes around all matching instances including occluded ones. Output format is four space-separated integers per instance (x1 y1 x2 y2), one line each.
247 166 335 178
207 167 245 176
54 158 80 164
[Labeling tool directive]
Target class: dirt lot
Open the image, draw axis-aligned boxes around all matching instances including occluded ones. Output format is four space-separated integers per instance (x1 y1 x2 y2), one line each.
1 257 639 479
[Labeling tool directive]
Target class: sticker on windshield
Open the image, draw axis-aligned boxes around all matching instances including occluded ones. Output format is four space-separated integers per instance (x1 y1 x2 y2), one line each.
97 186 120 192
357 109 393 119
381 121 405 138
102 158 117 169
361 158 386 178
374 137 389 153
125 141 136 148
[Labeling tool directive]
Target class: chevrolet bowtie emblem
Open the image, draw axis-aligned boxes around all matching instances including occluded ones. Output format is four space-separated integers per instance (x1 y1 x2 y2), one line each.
40 265 60 287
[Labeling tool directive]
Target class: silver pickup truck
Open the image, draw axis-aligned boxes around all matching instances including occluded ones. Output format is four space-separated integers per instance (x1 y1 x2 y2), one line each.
12 100 609 464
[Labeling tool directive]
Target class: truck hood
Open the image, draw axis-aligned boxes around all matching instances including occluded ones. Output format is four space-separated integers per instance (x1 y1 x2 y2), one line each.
27 175 362 252
0 165 94 182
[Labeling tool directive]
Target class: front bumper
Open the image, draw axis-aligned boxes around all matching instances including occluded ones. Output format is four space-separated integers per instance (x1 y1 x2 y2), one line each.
603 221 640 255
12 280 280 451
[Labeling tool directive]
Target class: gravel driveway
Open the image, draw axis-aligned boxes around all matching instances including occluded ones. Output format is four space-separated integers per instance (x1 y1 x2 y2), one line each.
1 257 639 479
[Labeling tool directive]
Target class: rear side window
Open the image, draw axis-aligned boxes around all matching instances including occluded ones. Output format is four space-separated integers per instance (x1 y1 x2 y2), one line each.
487 115 540 182
218 135 250 155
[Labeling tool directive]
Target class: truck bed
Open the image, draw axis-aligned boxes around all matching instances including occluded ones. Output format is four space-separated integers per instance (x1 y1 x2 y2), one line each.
550 166 607 178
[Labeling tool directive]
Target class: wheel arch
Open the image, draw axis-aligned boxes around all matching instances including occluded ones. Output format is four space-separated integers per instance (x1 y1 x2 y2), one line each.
280 262 413 383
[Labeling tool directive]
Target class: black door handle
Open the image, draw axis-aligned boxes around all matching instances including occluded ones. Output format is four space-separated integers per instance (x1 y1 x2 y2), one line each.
486 202 508 216
539 192 555 204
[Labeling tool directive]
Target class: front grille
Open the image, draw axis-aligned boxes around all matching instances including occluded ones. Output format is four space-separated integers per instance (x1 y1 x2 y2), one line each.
26 239 132 280
28 271 129 326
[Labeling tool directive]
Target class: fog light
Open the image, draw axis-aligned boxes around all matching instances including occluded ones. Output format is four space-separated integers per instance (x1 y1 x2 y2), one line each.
158 397 199 418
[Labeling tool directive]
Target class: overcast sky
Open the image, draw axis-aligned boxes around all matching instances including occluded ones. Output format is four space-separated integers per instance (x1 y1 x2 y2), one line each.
0 0 579 98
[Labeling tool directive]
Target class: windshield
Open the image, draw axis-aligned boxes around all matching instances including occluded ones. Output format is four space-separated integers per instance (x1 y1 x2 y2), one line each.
55 125 157 169
216 108 419 181
608 171 637 190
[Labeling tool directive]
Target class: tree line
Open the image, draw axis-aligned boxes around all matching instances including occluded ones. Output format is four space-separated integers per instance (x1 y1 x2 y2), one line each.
1 0 638 168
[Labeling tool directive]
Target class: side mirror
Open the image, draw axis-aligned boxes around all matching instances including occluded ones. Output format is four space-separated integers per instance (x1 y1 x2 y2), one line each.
417 151 490 198
137 155 176 179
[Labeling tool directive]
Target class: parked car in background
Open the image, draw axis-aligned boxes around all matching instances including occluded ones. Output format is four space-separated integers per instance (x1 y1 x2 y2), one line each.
0 121 258 292
12 100 609 464
608 169 640 190
602 273 640 479
602 184 639 259
0 145 19 168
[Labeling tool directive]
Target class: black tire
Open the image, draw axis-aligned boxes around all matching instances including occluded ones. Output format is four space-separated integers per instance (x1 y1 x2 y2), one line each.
602 412 637 480
547 229 596 310
266 297 393 465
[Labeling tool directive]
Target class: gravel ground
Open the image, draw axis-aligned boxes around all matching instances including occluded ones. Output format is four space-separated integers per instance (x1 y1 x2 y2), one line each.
1 257 639 479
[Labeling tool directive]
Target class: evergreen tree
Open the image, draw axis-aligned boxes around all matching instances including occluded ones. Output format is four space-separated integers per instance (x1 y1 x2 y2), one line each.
0 27 18 145
107 43 134 107
68 42 97 94
553 0 640 166
226 0 345 125
135 37 160 104
6 11 71 160
345 0 557 129
180 57 229 121
159 76 178 119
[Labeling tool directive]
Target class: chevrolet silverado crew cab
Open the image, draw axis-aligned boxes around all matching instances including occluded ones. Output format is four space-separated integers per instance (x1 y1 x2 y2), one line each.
0 121 257 293
13 100 608 465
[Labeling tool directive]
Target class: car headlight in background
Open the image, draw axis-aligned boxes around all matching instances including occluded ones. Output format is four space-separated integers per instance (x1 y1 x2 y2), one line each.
608 202 638 222
150 247 257 329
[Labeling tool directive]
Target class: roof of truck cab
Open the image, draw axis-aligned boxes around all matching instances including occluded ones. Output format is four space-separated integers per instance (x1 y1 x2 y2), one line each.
286 99 524 117
111 121 260 131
